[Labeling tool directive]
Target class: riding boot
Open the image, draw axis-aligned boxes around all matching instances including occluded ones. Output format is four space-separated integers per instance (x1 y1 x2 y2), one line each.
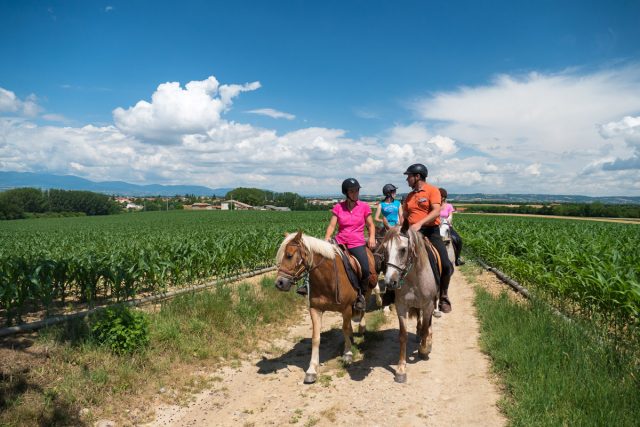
439 276 452 313
354 277 368 311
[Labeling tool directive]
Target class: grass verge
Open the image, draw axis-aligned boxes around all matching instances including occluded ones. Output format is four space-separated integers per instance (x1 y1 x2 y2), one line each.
474 285 640 426
0 274 303 426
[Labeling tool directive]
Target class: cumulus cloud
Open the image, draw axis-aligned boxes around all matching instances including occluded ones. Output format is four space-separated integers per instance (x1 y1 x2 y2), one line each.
246 108 295 120
112 76 260 143
0 88 40 117
3 66 640 196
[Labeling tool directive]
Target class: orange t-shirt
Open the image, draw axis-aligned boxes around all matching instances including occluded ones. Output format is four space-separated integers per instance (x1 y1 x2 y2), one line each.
403 183 442 226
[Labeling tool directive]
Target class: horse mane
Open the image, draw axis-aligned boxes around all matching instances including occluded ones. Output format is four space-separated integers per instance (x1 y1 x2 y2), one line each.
275 232 336 265
381 226 429 270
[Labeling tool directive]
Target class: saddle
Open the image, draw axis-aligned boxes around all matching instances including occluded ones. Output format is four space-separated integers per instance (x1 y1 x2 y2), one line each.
335 244 378 290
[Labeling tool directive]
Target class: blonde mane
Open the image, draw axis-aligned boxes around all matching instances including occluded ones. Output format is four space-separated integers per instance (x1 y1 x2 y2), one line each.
276 232 336 265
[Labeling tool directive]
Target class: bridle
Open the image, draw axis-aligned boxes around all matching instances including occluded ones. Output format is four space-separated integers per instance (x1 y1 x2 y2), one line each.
276 242 325 283
384 233 414 285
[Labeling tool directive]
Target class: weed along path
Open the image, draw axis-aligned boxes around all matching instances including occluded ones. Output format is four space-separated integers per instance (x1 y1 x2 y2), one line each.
145 271 505 427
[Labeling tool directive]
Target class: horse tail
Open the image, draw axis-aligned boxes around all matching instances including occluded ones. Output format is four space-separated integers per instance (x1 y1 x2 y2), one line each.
408 307 421 320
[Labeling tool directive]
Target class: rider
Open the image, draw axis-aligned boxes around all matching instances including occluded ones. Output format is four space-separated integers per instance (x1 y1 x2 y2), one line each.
402 164 454 313
439 187 464 266
324 178 376 312
375 184 404 230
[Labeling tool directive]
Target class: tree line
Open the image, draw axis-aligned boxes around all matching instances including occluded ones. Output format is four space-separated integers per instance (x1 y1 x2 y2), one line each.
460 202 640 219
0 188 121 220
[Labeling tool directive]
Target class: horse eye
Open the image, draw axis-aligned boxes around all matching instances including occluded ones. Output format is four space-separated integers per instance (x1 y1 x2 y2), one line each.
286 253 293 259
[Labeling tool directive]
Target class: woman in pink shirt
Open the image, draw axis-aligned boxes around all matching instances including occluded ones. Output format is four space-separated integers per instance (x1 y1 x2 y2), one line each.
439 188 464 266
324 178 376 311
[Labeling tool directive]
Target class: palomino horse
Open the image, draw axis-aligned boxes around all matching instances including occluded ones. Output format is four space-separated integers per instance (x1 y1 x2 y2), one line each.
275 231 377 384
379 226 439 383
439 218 456 266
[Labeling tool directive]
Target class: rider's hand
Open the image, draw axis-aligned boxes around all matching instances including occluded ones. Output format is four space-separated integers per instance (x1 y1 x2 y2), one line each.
368 237 376 249
410 223 421 232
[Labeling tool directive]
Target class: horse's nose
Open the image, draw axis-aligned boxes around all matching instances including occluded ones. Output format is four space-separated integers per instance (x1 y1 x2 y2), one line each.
275 276 289 291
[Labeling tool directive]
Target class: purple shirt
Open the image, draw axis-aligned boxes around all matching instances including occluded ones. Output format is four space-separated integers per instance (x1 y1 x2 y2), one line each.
331 201 372 248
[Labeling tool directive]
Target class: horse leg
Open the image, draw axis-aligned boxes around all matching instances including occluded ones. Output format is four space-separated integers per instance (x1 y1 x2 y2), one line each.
342 310 354 364
304 308 323 384
419 308 434 359
373 282 383 307
395 304 409 383
415 309 422 343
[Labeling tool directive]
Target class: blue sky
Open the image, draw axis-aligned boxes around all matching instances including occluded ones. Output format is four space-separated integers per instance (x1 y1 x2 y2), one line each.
1 0 639 195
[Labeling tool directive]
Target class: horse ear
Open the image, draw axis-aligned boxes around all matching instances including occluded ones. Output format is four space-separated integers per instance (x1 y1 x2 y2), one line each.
294 230 303 241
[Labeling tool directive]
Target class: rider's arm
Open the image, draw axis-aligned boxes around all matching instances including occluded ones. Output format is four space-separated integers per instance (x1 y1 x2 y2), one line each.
366 214 376 249
397 203 404 226
374 203 383 223
324 214 338 241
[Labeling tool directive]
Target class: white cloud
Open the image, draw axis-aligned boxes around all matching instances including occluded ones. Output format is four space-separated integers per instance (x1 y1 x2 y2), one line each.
112 76 260 143
0 88 40 117
2 67 640 196
246 108 295 120
411 65 640 194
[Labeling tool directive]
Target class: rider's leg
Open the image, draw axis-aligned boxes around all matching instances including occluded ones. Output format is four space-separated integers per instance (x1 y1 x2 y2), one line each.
422 227 454 313
349 245 370 311
451 228 465 265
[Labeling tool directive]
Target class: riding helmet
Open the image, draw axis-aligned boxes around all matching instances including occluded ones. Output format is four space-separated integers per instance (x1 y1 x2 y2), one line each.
403 163 428 179
382 183 398 196
341 178 361 195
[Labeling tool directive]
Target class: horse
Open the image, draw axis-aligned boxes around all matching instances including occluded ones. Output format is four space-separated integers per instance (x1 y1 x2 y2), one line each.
439 218 456 266
379 226 439 383
275 231 377 384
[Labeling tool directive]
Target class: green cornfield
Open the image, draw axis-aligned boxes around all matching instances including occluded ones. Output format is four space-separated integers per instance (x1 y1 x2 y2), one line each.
0 210 328 325
456 214 640 338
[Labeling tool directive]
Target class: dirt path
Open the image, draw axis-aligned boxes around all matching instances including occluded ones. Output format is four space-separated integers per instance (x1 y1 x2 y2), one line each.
144 271 505 427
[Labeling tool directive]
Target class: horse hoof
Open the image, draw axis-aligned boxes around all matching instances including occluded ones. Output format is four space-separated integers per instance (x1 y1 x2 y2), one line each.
394 373 407 383
303 373 317 384
419 352 430 360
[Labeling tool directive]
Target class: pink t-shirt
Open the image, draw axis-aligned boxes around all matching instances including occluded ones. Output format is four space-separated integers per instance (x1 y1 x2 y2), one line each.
331 201 372 248
440 203 455 220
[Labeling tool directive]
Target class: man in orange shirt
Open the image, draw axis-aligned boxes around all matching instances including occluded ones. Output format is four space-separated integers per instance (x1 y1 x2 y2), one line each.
402 163 454 313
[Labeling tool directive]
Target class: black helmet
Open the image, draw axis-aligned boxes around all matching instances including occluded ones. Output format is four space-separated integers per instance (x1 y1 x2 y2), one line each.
403 163 428 179
382 183 398 196
341 178 361 195
439 188 448 199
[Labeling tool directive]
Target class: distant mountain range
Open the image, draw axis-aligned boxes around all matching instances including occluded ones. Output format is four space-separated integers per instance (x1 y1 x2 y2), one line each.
1 171 639 204
0 171 232 197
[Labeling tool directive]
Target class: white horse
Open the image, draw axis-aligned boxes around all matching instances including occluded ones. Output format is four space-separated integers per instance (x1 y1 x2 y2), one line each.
439 218 456 266
379 226 439 383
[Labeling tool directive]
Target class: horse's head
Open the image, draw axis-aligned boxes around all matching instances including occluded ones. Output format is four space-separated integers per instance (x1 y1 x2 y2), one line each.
380 227 416 290
439 221 451 242
275 231 310 291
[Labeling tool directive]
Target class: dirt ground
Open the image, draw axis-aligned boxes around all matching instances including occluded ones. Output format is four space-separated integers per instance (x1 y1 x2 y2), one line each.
143 270 506 427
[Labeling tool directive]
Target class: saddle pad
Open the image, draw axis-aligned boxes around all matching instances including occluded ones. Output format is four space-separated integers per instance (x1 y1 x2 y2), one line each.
423 237 442 288
336 245 361 291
